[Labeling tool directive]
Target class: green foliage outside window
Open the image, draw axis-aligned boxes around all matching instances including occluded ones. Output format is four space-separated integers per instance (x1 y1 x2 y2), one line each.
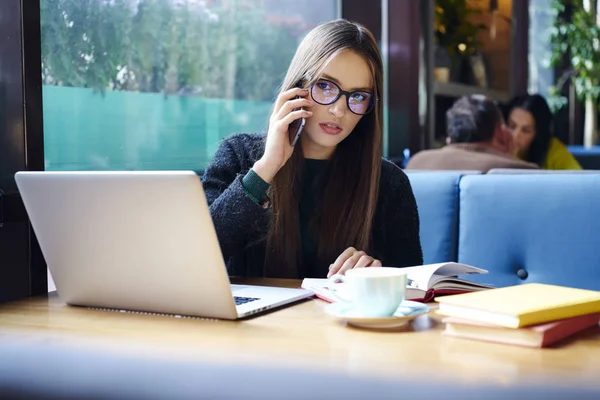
40 0 306 101
547 0 600 110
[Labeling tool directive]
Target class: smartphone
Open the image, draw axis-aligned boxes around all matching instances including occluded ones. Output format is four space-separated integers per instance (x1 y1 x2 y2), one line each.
288 81 306 147
288 111 305 147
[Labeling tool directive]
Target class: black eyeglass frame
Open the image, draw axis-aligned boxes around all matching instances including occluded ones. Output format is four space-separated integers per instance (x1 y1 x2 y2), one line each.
309 78 377 116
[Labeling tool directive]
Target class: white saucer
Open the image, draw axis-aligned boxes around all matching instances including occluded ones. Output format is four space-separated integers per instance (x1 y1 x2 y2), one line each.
325 300 431 330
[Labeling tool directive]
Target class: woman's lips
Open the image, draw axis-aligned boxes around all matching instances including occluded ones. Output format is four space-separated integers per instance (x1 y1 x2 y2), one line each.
319 122 343 135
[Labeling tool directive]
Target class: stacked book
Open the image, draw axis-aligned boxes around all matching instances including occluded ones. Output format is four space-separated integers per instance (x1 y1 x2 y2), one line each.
436 283 600 348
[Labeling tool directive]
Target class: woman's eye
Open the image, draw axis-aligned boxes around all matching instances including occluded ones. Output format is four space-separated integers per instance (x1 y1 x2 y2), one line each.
317 81 332 90
352 93 366 102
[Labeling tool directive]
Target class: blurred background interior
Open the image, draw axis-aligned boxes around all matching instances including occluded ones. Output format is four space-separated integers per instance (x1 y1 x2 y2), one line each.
2 0 600 301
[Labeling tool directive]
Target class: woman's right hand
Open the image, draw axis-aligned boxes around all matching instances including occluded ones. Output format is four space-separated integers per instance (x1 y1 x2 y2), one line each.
252 87 314 184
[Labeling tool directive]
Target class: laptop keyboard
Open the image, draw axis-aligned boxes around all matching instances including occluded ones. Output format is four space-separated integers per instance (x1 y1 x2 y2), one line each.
234 296 260 306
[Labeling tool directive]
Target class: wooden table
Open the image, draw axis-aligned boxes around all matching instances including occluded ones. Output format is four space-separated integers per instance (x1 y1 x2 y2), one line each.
0 278 599 390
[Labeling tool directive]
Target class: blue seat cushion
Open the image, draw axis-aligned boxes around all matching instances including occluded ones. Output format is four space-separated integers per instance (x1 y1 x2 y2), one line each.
458 174 600 290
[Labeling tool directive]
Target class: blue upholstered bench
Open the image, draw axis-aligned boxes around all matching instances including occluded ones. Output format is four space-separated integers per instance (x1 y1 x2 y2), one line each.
405 171 476 264
457 174 600 290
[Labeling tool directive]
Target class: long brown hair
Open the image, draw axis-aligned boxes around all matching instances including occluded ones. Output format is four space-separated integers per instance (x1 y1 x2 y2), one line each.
265 19 384 278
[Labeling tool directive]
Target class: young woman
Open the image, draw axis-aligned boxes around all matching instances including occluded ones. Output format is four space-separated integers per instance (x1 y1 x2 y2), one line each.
202 19 423 279
506 94 582 170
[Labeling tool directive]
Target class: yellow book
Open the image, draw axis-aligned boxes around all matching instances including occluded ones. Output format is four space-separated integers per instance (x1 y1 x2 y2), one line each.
435 283 600 328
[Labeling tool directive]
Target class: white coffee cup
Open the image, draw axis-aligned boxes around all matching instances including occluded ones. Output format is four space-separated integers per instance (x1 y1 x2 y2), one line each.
328 267 407 317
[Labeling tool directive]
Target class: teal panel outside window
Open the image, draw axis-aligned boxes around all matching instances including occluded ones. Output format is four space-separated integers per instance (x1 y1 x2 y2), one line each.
40 0 338 171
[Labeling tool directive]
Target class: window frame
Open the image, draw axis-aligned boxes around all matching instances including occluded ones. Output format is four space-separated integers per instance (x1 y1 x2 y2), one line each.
0 0 46 300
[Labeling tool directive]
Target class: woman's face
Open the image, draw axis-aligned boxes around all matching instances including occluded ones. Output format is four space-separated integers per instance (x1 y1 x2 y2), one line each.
300 50 374 160
507 107 536 157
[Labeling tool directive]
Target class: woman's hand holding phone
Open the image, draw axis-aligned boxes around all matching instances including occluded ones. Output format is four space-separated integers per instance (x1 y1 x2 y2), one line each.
253 87 313 184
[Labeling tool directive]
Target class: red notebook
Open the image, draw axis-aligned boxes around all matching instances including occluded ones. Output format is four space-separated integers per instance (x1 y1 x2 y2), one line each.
442 312 600 348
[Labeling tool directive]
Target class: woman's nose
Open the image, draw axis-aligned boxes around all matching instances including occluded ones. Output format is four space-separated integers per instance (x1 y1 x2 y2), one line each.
328 95 348 117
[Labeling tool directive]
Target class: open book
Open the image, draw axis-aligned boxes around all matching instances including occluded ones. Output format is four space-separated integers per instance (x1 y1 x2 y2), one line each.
301 262 493 303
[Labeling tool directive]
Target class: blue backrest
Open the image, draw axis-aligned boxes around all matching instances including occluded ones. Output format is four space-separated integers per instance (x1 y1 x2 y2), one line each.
567 145 600 169
458 174 600 290
405 172 470 264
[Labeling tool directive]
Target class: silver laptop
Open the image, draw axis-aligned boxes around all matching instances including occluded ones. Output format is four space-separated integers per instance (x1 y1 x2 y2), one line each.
15 170 313 319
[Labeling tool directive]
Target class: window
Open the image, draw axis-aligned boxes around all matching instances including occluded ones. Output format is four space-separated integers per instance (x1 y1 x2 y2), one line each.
40 0 339 172
528 0 555 97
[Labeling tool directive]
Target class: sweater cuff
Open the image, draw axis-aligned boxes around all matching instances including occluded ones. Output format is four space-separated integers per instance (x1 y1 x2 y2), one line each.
242 169 270 205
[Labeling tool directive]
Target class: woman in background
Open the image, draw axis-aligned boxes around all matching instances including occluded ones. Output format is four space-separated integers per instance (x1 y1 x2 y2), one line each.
202 19 423 279
506 94 582 170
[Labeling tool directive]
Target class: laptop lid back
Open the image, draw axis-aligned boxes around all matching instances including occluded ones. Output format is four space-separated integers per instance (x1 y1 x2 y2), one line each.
15 171 238 319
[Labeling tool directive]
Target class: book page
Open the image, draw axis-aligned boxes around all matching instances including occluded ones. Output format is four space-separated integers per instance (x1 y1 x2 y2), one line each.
432 278 494 291
300 279 346 303
427 264 489 287
399 264 444 290
400 262 485 289
301 278 329 290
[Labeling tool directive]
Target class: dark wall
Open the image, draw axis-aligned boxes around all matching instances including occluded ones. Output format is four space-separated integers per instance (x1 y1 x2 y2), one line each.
0 0 46 302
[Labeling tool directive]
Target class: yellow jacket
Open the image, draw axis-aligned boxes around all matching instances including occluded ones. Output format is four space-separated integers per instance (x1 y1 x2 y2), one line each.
519 137 582 170
542 137 582 170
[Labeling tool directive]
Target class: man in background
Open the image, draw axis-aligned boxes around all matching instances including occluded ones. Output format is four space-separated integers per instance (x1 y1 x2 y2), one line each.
405 95 538 172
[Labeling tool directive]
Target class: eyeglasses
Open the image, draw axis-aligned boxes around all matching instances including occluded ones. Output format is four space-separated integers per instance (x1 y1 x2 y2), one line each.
310 79 375 115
